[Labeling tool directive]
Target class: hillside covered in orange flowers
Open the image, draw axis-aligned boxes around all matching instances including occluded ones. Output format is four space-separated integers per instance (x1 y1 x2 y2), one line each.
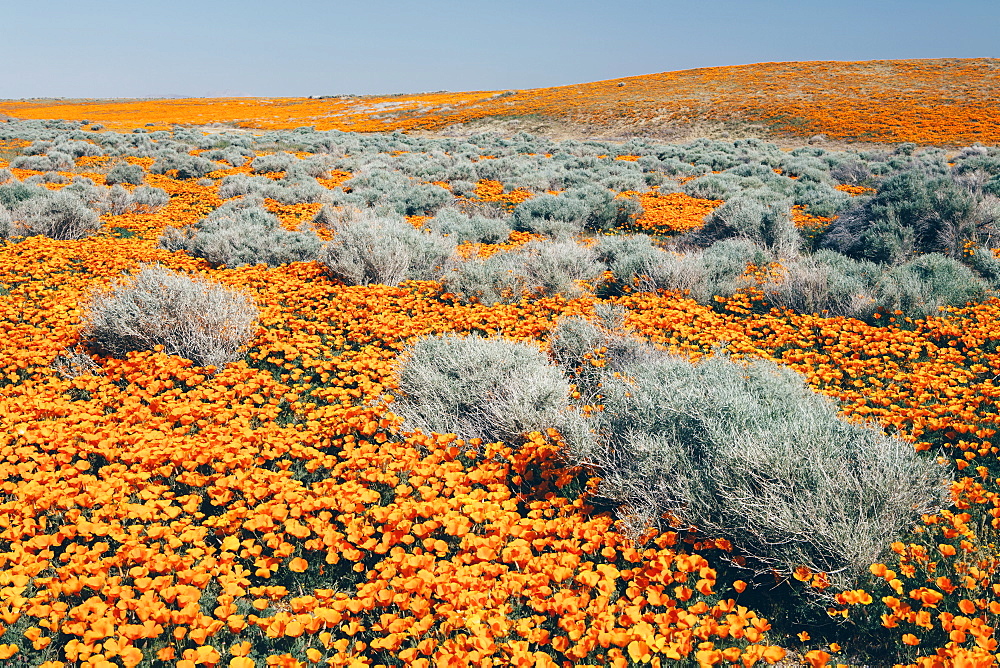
2 59 999 145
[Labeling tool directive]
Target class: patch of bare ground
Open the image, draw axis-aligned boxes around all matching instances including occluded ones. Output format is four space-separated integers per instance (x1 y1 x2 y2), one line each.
411 115 901 153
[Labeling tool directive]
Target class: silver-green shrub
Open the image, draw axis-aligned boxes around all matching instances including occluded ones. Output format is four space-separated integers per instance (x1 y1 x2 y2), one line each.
391 333 590 448
701 195 799 256
11 190 102 240
160 198 322 267
596 235 770 303
0 204 13 240
555 323 948 586
150 151 219 179
82 265 259 368
251 152 297 173
318 208 455 286
427 208 510 243
105 163 144 186
441 251 528 305
129 186 170 213
510 193 588 238
444 239 603 305
761 250 880 319
108 185 132 216
874 253 990 318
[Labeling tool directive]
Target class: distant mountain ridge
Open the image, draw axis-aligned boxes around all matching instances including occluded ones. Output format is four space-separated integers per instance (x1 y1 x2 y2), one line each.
2 59 997 145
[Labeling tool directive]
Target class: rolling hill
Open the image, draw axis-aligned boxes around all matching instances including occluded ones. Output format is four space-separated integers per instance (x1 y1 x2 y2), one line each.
2 58 998 145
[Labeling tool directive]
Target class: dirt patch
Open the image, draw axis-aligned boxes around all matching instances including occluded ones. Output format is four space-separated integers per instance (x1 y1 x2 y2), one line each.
409 115 902 152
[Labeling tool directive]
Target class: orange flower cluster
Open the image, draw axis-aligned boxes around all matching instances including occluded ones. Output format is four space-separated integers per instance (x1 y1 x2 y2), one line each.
472 180 534 207
791 205 837 241
834 184 877 197
622 191 722 233
3 59 997 144
836 503 1000 667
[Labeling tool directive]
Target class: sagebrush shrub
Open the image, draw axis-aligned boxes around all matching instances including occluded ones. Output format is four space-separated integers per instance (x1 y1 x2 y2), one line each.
517 239 604 298
441 251 529 305
549 312 657 405
32 171 70 185
391 333 590 448
160 199 322 267
82 265 258 368
875 253 991 318
104 163 144 186
444 239 602 305
11 190 102 240
510 193 588 238
594 235 772 303
427 208 511 243
563 185 643 231
108 185 132 215
822 169 984 262
701 195 799 256
0 204 13 240
556 327 948 586
129 185 170 213
150 151 218 179
251 152 296 174
201 146 253 168
12 152 74 171
966 245 1000 287
0 181 45 209
829 160 873 185
761 250 880 319
318 208 455 286
335 169 451 216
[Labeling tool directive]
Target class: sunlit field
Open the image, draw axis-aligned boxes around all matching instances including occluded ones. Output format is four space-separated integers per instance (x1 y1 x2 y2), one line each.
1 62 999 667
3 59 998 144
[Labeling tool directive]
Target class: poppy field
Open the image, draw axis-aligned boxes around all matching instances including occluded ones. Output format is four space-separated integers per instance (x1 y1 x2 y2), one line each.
0 108 998 668
2 59 998 145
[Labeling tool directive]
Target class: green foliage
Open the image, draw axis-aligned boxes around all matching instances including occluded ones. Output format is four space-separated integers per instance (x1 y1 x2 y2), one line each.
966 245 1000 287
563 185 643 232
822 169 985 262
0 181 45 209
875 253 991 318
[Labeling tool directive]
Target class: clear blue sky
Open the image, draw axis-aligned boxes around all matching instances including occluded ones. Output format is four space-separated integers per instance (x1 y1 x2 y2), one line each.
4 0 998 99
